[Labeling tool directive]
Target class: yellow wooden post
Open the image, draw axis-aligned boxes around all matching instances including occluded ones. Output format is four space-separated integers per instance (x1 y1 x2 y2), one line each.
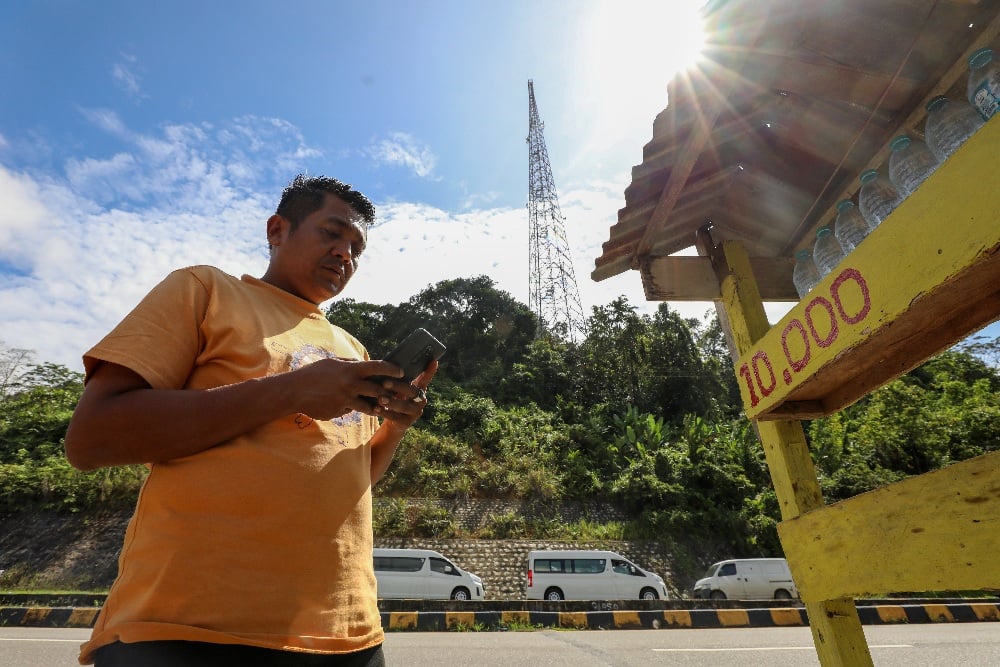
707 237 874 666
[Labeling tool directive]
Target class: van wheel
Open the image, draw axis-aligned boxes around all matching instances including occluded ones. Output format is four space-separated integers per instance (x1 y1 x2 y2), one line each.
544 588 564 601
774 589 793 600
451 587 471 601
709 590 727 601
640 587 659 600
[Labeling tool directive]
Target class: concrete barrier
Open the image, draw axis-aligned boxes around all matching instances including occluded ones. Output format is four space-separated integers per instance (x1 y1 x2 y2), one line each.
2 601 998 630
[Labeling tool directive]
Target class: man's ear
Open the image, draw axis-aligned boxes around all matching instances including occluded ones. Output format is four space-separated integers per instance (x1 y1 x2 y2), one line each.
265 214 289 248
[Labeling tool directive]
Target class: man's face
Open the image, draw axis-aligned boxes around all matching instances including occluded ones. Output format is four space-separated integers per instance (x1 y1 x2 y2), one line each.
266 194 367 304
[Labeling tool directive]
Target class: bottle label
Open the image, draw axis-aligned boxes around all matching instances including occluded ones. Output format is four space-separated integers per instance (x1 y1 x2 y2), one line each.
971 80 999 121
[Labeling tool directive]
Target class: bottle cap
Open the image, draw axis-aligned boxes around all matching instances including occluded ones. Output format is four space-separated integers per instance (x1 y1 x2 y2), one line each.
925 96 949 113
860 169 878 184
795 249 811 261
817 227 833 238
890 135 911 151
969 47 994 69
836 199 855 212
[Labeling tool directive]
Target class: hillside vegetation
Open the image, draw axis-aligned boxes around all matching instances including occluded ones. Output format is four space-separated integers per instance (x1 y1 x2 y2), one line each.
2 276 999 591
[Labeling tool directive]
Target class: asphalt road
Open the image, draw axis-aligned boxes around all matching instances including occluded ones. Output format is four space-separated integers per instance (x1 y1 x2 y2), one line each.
2 624 998 666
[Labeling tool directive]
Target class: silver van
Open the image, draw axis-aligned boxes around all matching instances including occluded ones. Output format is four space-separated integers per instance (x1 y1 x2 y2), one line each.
526 549 669 601
373 548 484 601
693 558 798 600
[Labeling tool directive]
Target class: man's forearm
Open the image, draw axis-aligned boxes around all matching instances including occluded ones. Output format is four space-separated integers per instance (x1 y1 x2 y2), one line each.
65 372 304 470
369 421 409 483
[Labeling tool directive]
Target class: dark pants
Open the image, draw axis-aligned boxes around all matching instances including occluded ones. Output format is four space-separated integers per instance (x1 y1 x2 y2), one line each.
94 640 385 667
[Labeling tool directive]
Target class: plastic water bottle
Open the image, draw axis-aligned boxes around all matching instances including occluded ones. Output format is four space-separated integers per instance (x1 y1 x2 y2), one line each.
792 249 820 299
967 47 1000 121
812 226 845 278
924 96 985 162
858 169 901 229
887 135 939 198
833 200 870 254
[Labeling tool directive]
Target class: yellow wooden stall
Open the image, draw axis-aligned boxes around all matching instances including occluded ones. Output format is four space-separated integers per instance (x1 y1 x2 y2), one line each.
591 2 1000 665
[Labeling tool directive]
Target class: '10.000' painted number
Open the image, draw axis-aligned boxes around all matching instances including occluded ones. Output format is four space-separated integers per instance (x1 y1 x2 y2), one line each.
739 268 872 408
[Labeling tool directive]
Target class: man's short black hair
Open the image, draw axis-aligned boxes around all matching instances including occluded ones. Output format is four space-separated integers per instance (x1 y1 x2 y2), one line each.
276 175 376 230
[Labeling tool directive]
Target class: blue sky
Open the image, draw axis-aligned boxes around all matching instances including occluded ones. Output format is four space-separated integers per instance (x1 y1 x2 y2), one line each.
2 1 994 372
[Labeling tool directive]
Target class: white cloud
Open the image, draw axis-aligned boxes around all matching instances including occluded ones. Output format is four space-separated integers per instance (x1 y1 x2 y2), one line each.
0 169 50 254
0 105 794 374
111 53 147 101
79 108 130 138
365 132 437 178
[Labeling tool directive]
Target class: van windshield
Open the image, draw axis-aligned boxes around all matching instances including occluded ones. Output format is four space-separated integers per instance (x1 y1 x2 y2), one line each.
704 563 721 578
430 557 460 576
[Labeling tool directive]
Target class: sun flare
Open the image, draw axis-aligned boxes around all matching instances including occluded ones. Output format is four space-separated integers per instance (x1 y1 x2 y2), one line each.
569 1 708 165
584 0 707 90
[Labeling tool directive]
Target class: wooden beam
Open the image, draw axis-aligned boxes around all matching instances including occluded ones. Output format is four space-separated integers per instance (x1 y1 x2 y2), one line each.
779 451 1000 600
705 237 873 667
639 255 797 301
631 93 722 266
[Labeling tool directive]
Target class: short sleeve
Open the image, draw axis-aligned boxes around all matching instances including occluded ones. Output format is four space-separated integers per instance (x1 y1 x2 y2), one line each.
83 268 210 389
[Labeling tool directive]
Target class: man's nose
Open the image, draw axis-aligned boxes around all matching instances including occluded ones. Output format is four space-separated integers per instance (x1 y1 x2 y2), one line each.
329 239 352 259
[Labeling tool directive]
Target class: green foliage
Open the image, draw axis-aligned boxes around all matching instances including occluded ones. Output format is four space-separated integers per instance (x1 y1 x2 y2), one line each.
0 448 147 512
476 511 527 538
808 347 1000 502
409 504 457 538
3 288 998 569
372 498 409 536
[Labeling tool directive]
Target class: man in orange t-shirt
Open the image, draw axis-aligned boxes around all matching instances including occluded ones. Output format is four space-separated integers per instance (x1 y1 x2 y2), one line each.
65 175 437 666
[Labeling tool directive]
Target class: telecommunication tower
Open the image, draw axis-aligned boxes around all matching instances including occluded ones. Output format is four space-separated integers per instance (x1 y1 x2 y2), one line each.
526 80 586 340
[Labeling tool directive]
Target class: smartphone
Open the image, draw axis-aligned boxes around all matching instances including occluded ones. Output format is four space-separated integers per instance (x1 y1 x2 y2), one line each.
381 328 446 382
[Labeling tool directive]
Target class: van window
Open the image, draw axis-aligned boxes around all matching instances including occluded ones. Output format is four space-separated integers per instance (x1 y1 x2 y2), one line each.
612 559 643 576
374 556 424 572
534 558 606 574
429 557 459 576
719 563 737 577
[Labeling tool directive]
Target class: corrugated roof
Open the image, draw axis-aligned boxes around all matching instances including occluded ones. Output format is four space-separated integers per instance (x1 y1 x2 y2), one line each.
592 0 1000 301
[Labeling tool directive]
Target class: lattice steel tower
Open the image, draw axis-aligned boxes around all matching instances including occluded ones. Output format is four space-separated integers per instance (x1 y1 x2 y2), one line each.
526 80 585 340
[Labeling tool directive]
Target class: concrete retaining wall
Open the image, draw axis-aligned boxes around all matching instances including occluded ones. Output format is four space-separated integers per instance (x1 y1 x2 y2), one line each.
373 538 675 600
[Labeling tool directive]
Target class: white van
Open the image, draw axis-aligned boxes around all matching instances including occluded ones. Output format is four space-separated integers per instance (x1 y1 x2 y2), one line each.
526 549 669 601
372 548 484 601
693 558 798 600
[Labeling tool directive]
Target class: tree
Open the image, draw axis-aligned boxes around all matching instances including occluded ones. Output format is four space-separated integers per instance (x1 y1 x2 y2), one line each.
641 305 717 421
498 336 578 410
394 276 537 392
0 361 83 463
0 343 35 400
577 298 650 410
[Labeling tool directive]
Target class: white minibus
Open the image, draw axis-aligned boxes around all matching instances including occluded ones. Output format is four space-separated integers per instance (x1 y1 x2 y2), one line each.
693 558 798 600
373 548 484 601
526 549 669 601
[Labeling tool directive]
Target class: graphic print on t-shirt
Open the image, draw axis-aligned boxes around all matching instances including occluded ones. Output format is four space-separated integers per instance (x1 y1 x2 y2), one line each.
286 343 365 430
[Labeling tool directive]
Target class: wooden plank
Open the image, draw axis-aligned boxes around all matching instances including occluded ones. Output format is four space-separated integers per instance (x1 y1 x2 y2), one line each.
778 451 1000 600
707 237 872 666
639 256 797 301
736 118 1000 420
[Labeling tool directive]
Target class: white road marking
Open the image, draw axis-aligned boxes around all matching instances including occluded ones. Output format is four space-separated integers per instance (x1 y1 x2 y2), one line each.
653 644 913 652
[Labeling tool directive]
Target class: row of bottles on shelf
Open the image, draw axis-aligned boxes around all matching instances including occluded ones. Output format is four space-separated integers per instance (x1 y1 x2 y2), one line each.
792 47 998 299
